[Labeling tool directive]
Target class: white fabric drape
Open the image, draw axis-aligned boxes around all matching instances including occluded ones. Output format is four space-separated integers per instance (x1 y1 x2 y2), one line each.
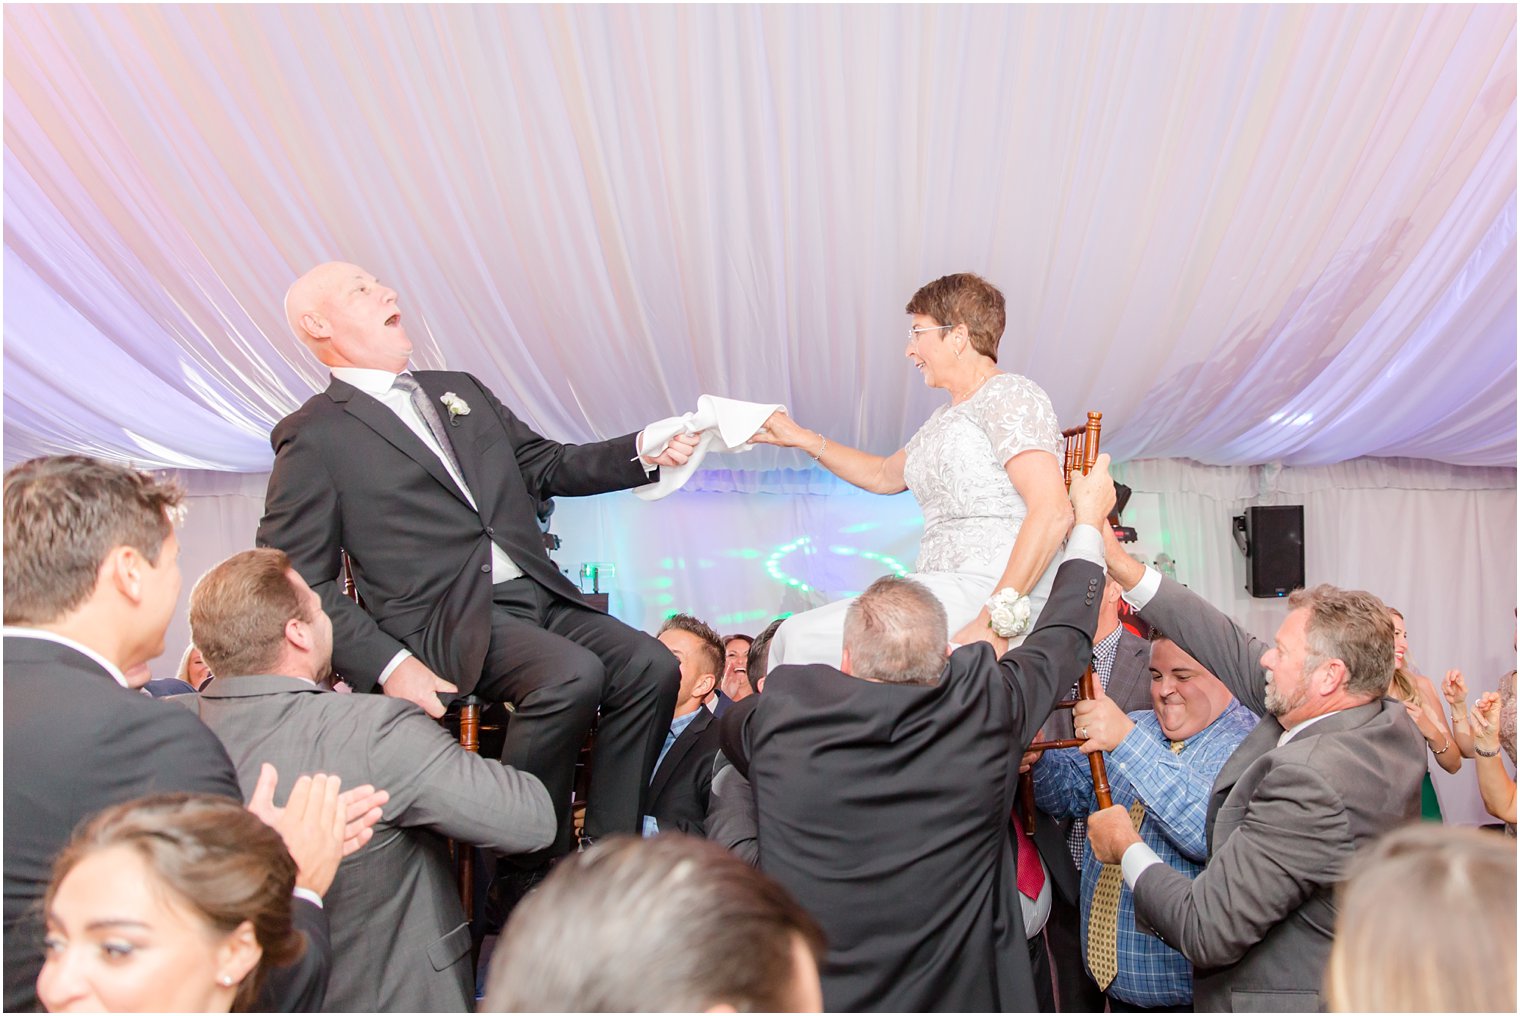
4 4 1515 472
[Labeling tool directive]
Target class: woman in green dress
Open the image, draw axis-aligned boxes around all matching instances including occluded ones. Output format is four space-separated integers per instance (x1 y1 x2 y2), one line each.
1388 608 1461 821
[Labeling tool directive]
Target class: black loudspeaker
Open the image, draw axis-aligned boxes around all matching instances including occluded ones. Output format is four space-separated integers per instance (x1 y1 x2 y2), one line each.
1237 505 1305 598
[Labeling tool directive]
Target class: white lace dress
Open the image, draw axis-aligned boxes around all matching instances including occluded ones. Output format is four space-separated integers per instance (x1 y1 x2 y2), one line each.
768 373 1064 670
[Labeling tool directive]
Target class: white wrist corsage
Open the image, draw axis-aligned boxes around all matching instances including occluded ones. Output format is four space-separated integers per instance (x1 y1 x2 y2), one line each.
440 392 471 426
986 588 1032 638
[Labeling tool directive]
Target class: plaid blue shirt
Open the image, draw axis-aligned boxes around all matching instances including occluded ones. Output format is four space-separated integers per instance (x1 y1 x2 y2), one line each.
1033 700 1257 1006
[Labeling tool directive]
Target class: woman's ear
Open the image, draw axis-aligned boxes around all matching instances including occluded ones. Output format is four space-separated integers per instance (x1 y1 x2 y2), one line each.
215 920 263 993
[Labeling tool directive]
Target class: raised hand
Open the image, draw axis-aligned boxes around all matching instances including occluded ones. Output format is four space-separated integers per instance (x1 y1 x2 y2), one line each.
246 764 346 897
1071 675 1134 753
1068 453 1115 528
339 784 389 856
1100 519 1147 590
1471 691 1503 754
1442 669 1468 710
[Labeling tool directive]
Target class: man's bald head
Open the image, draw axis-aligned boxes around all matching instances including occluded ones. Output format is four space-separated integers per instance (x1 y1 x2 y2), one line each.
284 262 412 372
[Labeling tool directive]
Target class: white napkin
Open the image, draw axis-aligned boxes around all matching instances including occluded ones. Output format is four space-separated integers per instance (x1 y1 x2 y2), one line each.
634 395 782 501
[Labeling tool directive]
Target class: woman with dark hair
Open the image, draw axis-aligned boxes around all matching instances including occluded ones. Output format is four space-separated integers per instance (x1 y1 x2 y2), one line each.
754 273 1071 669
37 794 304 1013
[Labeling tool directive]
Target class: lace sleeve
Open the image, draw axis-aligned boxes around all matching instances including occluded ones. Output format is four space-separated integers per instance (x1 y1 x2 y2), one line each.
977 374 1062 465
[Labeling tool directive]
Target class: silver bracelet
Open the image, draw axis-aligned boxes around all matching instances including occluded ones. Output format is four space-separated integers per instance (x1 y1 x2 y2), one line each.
1476 744 1501 758
811 434 828 460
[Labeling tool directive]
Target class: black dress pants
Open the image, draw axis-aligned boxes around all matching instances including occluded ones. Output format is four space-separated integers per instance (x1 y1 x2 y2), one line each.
476 577 679 859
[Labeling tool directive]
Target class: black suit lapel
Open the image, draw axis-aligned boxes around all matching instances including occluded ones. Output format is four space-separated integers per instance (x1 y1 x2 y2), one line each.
326 378 473 509
649 710 712 801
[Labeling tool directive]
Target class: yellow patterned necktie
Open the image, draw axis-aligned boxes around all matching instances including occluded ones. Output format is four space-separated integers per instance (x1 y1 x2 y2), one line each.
1085 739 1185 991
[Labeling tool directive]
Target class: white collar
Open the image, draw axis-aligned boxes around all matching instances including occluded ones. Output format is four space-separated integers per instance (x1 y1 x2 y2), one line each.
1276 709 1341 747
331 366 404 396
2 627 130 688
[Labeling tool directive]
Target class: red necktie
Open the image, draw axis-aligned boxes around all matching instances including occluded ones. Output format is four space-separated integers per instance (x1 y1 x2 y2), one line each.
1012 809 1046 900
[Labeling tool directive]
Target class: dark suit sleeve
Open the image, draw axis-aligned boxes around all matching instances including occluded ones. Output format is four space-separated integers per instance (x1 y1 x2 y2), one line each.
996 558 1105 747
131 701 245 800
258 417 404 689
706 755 760 866
717 694 761 778
467 374 653 499
1138 576 1270 716
252 898 330 1012
1131 761 1353 968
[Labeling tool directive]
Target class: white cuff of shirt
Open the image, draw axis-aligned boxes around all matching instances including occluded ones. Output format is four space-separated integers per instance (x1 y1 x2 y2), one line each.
633 430 659 476
1121 565 1164 611
292 886 324 909
1121 840 1164 889
1063 523 1104 568
376 649 411 687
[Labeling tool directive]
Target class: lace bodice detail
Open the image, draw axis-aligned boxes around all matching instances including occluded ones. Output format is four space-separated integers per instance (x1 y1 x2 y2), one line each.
903 373 1062 573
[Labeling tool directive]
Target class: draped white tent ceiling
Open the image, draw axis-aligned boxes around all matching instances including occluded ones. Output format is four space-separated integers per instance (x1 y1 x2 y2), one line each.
3 4 1516 474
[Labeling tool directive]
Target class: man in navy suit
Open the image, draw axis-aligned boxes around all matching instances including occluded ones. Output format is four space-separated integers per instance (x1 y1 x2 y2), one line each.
644 614 726 837
259 263 695 865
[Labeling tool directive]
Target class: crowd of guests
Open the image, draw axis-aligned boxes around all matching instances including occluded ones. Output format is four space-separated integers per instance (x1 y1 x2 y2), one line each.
2 266 1515 1014
3 451 1515 1013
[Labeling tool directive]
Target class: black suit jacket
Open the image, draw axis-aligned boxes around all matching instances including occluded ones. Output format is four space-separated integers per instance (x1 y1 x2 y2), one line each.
257 371 653 692
1 637 329 1012
646 708 724 837
725 558 1104 1013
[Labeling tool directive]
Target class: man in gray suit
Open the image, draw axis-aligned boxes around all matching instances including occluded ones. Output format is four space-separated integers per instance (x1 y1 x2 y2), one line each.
181 548 557 1013
1088 531 1425 1012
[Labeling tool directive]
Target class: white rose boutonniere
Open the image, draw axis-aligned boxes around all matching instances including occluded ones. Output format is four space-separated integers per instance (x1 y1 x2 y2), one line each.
985 588 1033 639
440 392 471 426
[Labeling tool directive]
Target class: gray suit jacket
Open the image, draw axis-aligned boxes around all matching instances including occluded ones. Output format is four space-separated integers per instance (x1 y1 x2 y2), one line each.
1130 577 1424 1012
176 676 556 1013
1041 626 1153 740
